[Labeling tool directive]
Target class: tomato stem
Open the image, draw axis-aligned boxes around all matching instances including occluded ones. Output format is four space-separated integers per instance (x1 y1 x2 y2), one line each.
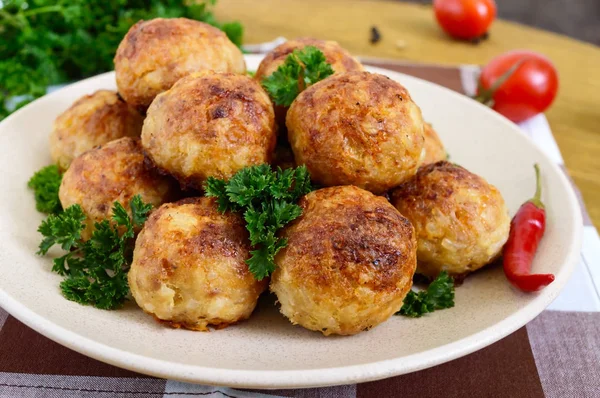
474 57 528 108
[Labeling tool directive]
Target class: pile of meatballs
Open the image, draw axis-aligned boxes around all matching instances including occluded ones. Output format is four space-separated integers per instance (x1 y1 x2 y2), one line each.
50 18 511 336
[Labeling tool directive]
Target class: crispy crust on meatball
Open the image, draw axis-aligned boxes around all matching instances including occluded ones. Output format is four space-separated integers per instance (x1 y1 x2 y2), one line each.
59 137 178 240
114 18 246 111
271 186 417 336
128 197 267 331
256 37 364 128
142 71 277 189
422 123 447 166
287 72 425 194
390 161 510 279
49 90 143 170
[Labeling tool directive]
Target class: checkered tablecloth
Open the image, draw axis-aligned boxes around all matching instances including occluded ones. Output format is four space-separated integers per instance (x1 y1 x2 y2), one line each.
1 56 599 398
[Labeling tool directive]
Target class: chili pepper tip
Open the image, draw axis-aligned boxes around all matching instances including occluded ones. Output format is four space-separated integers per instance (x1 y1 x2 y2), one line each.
508 272 554 292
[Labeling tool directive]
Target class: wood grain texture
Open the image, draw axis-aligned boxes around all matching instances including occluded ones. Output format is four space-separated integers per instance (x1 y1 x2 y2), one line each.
214 0 600 228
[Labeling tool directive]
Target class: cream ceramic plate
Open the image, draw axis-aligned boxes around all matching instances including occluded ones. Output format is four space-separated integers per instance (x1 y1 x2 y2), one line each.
0 54 582 389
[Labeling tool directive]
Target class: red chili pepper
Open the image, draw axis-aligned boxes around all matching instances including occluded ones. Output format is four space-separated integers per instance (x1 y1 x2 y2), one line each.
503 164 555 292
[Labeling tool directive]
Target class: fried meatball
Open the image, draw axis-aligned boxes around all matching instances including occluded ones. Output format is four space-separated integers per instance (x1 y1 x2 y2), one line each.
114 18 245 111
256 37 364 127
142 71 277 188
59 137 178 240
287 72 425 194
422 123 447 166
49 90 143 170
128 197 267 331
271 186 416 336
391 161 510 279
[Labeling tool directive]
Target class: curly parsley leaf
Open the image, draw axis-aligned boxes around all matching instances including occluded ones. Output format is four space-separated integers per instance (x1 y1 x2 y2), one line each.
262 46 334 106
28 165 63 214
287 166 312 199
246 245 275 281
205 165 313 280
262 61 302 107
37 194 152 309
295 46 335 86
129 195 153 231
204 177 235 212
37 205 86 255
397 271 455 318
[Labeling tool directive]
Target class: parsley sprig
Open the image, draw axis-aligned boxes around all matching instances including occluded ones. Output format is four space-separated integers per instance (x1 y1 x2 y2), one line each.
262 46 334 107
205 164 313 280
28 165 63 214
0 0 242 120
37 195 152 309
397 271 455 317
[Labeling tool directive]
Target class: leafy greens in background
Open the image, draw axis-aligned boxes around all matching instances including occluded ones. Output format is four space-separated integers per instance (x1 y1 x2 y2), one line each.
0 0 243 120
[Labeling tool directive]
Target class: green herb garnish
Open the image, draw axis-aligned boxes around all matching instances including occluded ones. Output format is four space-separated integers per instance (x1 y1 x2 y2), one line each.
261 46 334 107
205 164 313 280
397 271 455 317
0 0 242 120
28 165 63 214
37 195 152 309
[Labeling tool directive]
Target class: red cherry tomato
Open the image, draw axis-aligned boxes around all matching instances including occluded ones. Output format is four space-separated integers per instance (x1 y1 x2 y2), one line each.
434 0 497 40
478 50 559 123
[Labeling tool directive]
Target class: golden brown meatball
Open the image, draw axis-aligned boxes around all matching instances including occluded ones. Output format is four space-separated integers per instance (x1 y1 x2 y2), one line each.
256 37 364 127
49 90 143 170
271 186 416 336
390 161 510 279
114 18 245 111
287 72 425 194
128 197 267 331
142 71 277 189
422 123 447 166
59 137 178 240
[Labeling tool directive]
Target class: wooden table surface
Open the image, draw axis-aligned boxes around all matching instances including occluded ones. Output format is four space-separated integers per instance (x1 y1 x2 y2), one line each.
215 0 600 228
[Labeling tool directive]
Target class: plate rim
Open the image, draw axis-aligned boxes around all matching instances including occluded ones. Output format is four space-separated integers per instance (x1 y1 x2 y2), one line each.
0 54 583 388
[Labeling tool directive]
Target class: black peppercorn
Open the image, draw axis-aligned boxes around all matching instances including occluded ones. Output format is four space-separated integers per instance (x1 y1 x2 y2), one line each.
370 26 381 44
